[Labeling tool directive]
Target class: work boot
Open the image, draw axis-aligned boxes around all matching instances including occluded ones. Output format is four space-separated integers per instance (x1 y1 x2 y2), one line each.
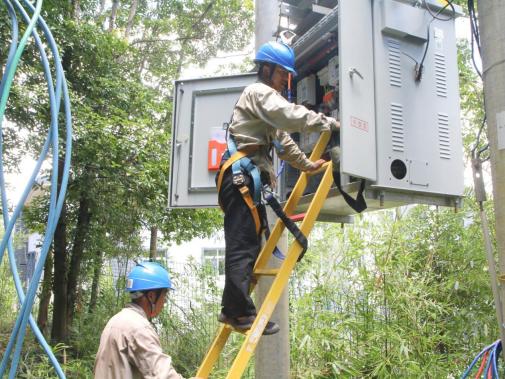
262 321 280 335
218 313 254 330
218 313 280 335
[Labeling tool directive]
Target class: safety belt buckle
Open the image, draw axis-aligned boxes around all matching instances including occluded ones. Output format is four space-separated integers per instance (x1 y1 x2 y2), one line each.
238 186 250 196
232 173 245 186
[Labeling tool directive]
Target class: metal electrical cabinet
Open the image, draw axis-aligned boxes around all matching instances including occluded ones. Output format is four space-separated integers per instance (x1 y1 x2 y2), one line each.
169 73 256 207
169 0 464 216
372 0 464 197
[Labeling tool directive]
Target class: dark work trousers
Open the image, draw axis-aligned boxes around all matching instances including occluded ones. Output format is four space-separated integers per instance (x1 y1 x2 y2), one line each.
218 168 266 318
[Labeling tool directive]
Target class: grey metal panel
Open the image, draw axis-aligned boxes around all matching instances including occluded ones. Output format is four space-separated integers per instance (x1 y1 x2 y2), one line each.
372 0 464 197
339 0 377 181
292 5 338 63
169 73 257 208
381 1 427 42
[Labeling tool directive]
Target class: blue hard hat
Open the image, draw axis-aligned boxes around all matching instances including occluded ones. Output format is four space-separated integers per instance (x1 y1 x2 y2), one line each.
255 41 297 76
126 261 174 292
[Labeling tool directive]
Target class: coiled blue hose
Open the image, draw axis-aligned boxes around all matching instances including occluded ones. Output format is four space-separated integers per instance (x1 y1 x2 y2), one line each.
0 0 72 377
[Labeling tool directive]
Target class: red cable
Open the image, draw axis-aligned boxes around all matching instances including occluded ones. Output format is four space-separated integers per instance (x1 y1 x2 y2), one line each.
475 351 488 378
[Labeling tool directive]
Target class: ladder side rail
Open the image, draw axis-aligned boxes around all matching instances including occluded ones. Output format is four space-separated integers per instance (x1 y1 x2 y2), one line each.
196 326 233 377
226 161 335 378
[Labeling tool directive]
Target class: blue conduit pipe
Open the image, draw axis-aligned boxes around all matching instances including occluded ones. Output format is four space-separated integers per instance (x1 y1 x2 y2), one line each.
0 0 72 377
460 339 502 379
0 0 64 377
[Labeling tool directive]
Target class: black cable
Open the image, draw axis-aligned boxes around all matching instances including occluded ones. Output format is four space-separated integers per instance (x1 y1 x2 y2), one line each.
478 143 489 157
468 0 481 54
471 115 487 158
425 0 455 21
402 51 418 64
468 0 483 78
416 0 455 81
467 0 488 160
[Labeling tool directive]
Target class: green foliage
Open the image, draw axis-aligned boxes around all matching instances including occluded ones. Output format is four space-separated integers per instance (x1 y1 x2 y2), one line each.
0 260 18 333
458 40 486 157
158 260 253 378
3 0 252 344
17 343 93 379
290 199 496 378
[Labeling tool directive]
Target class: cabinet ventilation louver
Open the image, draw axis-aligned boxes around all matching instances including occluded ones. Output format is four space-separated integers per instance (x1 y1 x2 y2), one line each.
391 102 405 152
434 53 448 98
438 112 451 159
388 39 402 88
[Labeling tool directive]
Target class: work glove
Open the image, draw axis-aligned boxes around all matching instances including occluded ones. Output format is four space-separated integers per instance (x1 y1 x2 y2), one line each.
329 117 340 132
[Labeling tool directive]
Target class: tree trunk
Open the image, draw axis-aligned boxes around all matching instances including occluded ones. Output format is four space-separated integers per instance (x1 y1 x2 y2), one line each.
51 44 73 343
72 0 81 21
37 250 53 336
88 250 103 313
109 0 120 32
66 192 91 326
125 0 139 37
149 226 158 259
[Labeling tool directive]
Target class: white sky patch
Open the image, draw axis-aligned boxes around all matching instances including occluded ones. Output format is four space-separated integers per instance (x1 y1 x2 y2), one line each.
3 156 43 206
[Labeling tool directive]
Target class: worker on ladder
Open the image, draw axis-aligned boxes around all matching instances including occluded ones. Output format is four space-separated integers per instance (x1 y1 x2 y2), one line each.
216 40 339 335
94 261 201 379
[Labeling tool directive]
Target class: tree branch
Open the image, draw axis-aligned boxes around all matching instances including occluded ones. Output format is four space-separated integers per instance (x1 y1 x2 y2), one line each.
192 1 215 29
109 0 120 32
124 0 139 38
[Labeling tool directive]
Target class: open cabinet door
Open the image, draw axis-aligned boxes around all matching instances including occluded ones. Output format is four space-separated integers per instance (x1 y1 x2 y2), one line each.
169 73 257 208
339 0 377 181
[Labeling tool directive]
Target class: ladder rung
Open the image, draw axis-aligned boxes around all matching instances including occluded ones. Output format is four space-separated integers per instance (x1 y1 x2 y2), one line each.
289 213 305 222
228 326 248 335
254 269 279 276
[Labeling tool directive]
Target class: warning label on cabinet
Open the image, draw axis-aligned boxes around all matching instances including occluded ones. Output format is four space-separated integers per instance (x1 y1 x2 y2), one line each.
350 116 369 132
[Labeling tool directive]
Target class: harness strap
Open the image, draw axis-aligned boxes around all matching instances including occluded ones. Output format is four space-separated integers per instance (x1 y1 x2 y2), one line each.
238 186 261 235
227 137 262 204
264 194 308 262
216 151 247 201
332 171 368 213
264 222 286 260
216 151 261 235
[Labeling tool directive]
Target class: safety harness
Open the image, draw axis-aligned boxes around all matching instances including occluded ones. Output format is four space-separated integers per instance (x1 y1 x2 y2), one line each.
216 136 262 235
216 134 308 260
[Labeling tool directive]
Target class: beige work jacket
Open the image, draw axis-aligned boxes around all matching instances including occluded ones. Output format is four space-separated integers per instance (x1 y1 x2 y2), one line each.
229 82 338 181
94 303 185 379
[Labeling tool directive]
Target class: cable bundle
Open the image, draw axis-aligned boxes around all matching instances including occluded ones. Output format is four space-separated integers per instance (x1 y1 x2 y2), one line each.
461 340 502 379
0 0 72 377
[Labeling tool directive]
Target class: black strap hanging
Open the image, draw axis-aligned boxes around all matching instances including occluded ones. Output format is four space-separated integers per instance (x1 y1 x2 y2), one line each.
264 194 308 262
332 171 367 213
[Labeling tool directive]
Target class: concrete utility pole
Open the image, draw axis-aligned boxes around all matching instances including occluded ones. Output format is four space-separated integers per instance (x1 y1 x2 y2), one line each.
254 1 290 379
477 0 505 350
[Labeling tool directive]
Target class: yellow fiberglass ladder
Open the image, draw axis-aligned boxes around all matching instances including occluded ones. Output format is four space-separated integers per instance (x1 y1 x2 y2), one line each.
196 131 334 379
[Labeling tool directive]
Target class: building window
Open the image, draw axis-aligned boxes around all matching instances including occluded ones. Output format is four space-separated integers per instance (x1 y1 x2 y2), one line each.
202 248 225 275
